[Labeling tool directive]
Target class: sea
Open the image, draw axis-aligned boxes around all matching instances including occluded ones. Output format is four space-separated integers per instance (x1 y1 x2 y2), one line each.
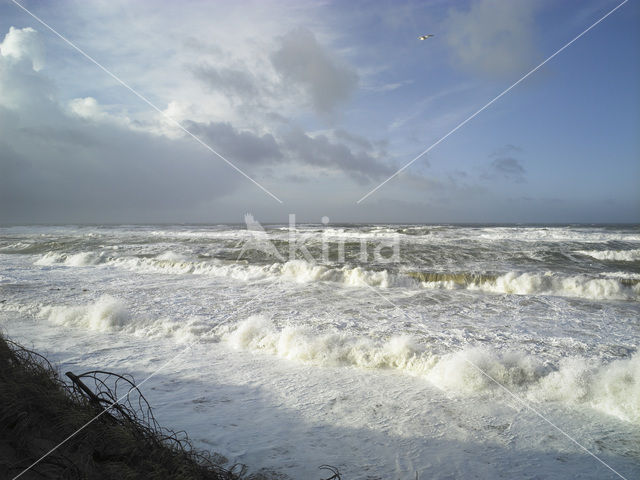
0 223 638 479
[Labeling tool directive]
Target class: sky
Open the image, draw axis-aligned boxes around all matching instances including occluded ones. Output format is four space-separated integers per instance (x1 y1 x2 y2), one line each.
0 0 638 224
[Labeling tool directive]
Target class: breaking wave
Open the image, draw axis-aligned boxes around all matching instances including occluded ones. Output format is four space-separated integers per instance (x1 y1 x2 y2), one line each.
35 251 106 266
224 316 640 423
35 252 396 287
577 249 640 262
34 251 639 300
39 295 131 332
411 271 640 301
30 296 640 424
37 295 213 342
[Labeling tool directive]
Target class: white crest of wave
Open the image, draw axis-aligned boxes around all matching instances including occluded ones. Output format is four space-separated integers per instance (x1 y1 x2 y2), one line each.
37 295 211 342
421 271 639 301
40 295 131 332
35 251 397 288
224 318 640 423
530 355 640 423
278 260 392 287
155 250 191 262
223 316 434 372
426 348 546 392
577 249 640 261
35 251 105 267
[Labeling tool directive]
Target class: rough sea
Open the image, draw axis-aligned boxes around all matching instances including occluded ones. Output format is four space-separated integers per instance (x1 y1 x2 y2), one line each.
1 223 638 479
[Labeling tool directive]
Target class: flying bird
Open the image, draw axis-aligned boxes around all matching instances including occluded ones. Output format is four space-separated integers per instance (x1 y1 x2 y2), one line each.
419 34 434 40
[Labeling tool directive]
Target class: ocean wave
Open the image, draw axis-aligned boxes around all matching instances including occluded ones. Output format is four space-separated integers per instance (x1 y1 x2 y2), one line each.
223 317 640 423
34 251 639 300
39 295 131 332
577 249 640 262
223 315 435 372
35 252 397 287
0 241 33 253
38 295 212 342
478 228 640 243
35 251 106 266
412 271 640 301
31 297 640 424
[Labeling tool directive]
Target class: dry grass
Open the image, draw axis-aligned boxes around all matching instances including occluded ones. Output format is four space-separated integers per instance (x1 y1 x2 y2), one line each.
0 334 263 479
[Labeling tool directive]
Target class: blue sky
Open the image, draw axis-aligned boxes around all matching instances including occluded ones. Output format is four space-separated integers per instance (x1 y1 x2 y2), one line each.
0 0 638 223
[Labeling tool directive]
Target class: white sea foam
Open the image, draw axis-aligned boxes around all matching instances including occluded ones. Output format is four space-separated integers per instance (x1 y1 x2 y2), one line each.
36 252 396 287
0 241 33 252
223 317 640 423
223 315 434 372
530 355 640 423
35 251 105 266
420 271 639 301
478 228 640 243
37 295 211 342
602 271 640 280
35 248 639 301
426 348 547 392
577 249 640 261
40 295 131 332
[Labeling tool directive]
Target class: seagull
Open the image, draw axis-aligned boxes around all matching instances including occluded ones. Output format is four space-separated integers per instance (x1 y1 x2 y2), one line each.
419 34 434 40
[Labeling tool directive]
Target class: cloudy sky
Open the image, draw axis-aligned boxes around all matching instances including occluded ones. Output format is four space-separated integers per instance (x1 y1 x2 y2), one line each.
0 0 638 223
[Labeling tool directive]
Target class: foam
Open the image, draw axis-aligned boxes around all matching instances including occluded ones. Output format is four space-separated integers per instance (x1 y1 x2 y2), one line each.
223 317 640 423
418 271 639 301
35 248 639 300
39 295 131 332
223 316 435 373
478 228 640 243
530 354 640 423
35 252 396 288
577 249 640 262
35 251 105 266
36 295 220 342
426 348 547 393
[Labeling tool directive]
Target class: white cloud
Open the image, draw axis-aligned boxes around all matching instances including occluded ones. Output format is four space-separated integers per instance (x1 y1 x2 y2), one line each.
0 26 44 71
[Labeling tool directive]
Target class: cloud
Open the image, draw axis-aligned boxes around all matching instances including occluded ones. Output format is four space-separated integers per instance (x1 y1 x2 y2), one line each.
333 128 373 151
480 145 526 183
191 63 260 99
489 157 526 182
0 38 242 223
271 27 358 114
0 26 44 71
490 144 522 157
445 0 538 78
185 120 283 165
280 128 393 184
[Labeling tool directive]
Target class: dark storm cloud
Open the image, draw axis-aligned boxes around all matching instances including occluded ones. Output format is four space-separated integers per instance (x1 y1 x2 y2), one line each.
0 25 403 222
0 39 243 222
185 120 283 165
185 120 393 183
271 27 358 114
280 128 393 184
17 125 103 149
333 128 373 151
0 116 242 222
